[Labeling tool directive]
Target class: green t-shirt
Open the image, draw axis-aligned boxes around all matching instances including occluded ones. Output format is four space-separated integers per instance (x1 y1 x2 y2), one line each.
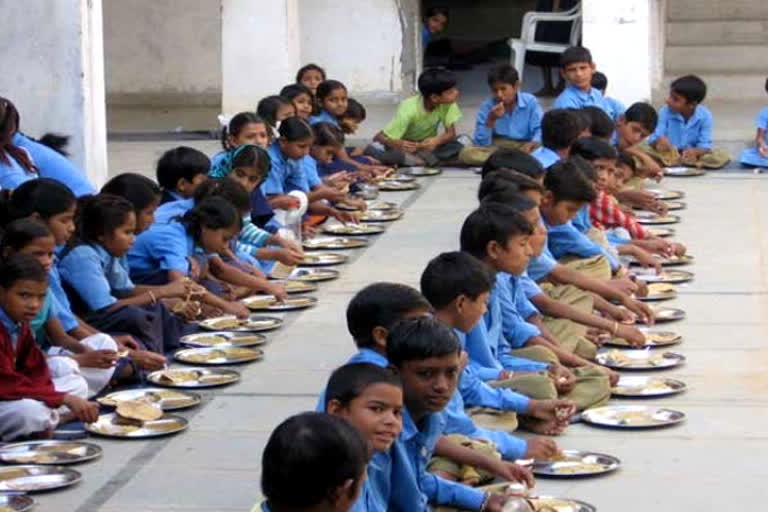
382 95 462 142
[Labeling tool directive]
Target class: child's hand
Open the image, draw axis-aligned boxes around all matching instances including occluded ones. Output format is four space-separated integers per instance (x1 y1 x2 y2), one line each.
332 209 359 224
487 460 536 489
275 247 304 266
633 247 662 274
488 101 505 122
301 223 317 239
617 324 647 347
671 242 687 256
350 146 365 157
655 136 672 153
72 349 118 369
681 148 699 165
759 142 768 158
224 301 251 319
62 395 99 424
267 282 288 303
162 279 189 299
271 195 301 210
527 399 576 423
621 297 655 325
130 350 167 371
113 335 140 351
547 365 576 393
399 140 420 153
420 137 441 153
594 365 620 386
521 141 539 153
324 171 350 186
607 277 638 296
524 437 559 460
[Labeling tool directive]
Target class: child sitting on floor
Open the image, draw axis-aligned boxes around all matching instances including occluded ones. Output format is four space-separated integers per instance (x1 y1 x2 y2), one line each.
325 362 404 512
553 46 611 116
386 316 531 512
460 64 543 166
582 106 615 141
421 251 561 464
460 201 612 414
645 74 731 169
0 254 99 441
530 109 582 169
1 219 119 397
213 113 276 230
739 77 768 169
591 71 625 121
373 68 464 167
58 195 203 354
479 173 647 347
128 196 284 304
260 412 368 512
0 179 164 372
156 146 210 205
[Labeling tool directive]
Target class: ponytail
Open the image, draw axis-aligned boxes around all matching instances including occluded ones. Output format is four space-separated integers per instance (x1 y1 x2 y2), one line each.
0 97 37 173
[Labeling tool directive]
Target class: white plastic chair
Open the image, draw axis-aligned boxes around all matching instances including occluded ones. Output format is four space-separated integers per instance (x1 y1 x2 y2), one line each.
508 3 582 81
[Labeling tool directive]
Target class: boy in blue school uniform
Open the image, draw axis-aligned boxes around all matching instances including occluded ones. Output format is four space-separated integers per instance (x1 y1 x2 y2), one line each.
386 317 532 512
459 202 608 418
459 64 543 166
591 71 625 121
552 46 611 116
156 146 209 205
420 252 562 469
530 109 582 169
645 75 731 169
316 283 532 512
539 159 616 280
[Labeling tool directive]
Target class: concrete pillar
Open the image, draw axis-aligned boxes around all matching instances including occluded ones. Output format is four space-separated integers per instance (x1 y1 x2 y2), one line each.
582 0 662 105
221 0 300 114
0 0 108 186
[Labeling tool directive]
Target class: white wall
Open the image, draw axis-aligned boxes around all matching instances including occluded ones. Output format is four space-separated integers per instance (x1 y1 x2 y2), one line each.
222 0 301 114
298 0 404 94
103 0 221 105
0 0 108 185
582 0 656 105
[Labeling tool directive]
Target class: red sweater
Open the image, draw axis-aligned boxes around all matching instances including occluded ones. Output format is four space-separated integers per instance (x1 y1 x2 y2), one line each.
0 321 65 408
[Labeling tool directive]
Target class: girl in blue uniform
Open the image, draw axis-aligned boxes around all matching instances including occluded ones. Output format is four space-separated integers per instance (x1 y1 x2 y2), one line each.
58 195 202 354
0 97 37 189
128 196 283 304
1 97 96 195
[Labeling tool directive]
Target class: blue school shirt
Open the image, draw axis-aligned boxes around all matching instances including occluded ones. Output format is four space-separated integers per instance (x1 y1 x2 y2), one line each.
547 220 603 260
520 273 543 301
300 156 323 189
495 273 540 349
316 348 392 512
13 133 95 197
648 105 713 150
739 107 768 167
154 198 194 224
473 94 543 146
127 220 196 281
453 330 531 414
390 409 485 512
553 85 611 116
0 150 34 189
48 265 78 332
59 244 134 312
604 96 626 121
308 110 340 127
572 205 592 233
263 141 306 196
530 146 561 169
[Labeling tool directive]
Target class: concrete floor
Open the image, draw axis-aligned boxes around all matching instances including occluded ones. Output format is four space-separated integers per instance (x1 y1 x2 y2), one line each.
34 161 768 511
